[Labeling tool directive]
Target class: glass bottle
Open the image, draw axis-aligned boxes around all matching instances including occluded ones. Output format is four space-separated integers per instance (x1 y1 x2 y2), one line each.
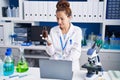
110 32 116 49
0 57 3 76
95 34 103 48
103 37 109 49
42 26 48 39
16 48 28 73
3 48 14 76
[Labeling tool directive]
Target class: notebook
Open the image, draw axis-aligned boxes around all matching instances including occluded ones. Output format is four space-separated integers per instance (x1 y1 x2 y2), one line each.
39 59 73 80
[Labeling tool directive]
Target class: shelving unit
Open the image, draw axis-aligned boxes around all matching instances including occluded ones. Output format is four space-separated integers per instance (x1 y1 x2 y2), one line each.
0 0 23 21
0 22 13 45
102 0 120 41
0 0 119 39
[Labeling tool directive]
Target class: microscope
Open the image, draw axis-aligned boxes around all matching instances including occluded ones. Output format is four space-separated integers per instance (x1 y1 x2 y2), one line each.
82 40 103 80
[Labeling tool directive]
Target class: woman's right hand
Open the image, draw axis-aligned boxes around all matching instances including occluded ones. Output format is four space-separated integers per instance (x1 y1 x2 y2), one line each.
42 27 48 39
41 27 51 46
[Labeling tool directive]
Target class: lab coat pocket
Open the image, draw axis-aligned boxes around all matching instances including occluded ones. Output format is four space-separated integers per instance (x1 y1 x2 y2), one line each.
67 39 73 51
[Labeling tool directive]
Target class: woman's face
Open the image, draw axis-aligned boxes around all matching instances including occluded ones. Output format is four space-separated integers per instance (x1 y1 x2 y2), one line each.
56 11 71 29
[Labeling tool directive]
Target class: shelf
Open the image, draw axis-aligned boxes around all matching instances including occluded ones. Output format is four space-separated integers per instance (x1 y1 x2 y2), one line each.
82 46 120 53
104 20 120 25
0 44 119 53
0 0 23 21
1 17 22 21
24 55 49 59
0 45 46 50
0 0 120 53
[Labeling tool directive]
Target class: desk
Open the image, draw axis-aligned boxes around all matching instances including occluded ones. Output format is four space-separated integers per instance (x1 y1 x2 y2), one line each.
1 67 111 80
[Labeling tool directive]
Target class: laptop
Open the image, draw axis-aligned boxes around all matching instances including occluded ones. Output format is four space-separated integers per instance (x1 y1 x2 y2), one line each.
39 59 73 80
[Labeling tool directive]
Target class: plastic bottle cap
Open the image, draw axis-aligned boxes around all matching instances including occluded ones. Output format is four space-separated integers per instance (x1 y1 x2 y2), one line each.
5 51 11 56
7 48 12 52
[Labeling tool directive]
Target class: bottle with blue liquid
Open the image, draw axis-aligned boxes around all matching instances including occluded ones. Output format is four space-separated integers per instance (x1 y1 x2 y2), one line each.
3 48 14 76
0 57 3 76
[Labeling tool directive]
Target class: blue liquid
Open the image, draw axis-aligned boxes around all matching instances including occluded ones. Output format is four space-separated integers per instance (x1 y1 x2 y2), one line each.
0 62 3 76
3 62 14 76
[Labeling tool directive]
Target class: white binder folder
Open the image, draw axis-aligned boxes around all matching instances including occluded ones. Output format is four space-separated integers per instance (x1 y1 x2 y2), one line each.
87 0 93 21
29 1 39 21
82 2 88 21
38 1 44 21
92 0 99 21
47 1 57 22
43 1 48 21
70 2 79 22
98 1 104 21
77 2 84 22
24 1 30 20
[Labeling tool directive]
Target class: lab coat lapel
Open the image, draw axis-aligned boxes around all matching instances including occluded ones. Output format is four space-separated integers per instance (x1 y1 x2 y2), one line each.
65 24 74 42
56 27 65 45
55 24 74 48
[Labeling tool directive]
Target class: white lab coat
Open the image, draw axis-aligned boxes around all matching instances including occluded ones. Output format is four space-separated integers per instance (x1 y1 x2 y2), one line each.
46 23 82 72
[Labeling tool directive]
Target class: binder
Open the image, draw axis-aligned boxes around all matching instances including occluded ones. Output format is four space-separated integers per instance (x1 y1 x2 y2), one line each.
43 1 48 21
47 1 57 22
38 1 44 21
77 2 84 22
24 1 30 20
70 2 79 22
29 1 39 21
0 26 4 44
82 2 88 22
87 0 93 21
98 1 104 21
92 0 99 21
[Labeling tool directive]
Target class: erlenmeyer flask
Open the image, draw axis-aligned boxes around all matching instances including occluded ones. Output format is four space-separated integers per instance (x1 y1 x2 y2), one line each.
16 48 28 73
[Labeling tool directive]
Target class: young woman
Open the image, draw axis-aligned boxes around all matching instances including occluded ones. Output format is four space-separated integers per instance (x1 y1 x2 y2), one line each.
45 0 82 72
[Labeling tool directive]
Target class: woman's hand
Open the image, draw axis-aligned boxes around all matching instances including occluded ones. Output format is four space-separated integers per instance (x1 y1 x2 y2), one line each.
41 27 51 46
42 27 48 39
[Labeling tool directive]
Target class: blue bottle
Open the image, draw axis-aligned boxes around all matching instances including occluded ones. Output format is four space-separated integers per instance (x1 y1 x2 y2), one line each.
3 48 14 76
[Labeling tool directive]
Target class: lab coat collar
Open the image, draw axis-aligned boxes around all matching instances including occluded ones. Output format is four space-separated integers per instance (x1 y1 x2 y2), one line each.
55 23 75 42
67 23 75 38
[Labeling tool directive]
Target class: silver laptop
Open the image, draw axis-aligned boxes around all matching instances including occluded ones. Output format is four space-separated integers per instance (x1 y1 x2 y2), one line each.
39 59 73 80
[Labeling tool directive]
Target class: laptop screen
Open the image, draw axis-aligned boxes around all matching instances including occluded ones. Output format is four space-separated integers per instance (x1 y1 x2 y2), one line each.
39 59 73 80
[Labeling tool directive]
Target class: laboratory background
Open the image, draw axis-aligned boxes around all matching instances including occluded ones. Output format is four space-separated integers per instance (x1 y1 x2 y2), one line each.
0 0 120 80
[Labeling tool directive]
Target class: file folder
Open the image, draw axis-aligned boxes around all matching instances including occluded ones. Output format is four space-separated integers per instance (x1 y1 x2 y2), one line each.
29 1 39 21
24 1 30 20
47 1 57 22
98 1 104 21
92 0 99 21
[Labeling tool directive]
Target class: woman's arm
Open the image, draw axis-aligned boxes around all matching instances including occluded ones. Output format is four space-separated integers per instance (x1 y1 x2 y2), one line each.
46 30 55 56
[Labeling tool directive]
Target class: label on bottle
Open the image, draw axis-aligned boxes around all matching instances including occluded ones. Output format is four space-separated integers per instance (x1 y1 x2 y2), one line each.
3 62 14 76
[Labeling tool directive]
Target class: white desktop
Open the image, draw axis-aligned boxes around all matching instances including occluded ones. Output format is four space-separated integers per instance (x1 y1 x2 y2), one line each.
0 67 111 80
